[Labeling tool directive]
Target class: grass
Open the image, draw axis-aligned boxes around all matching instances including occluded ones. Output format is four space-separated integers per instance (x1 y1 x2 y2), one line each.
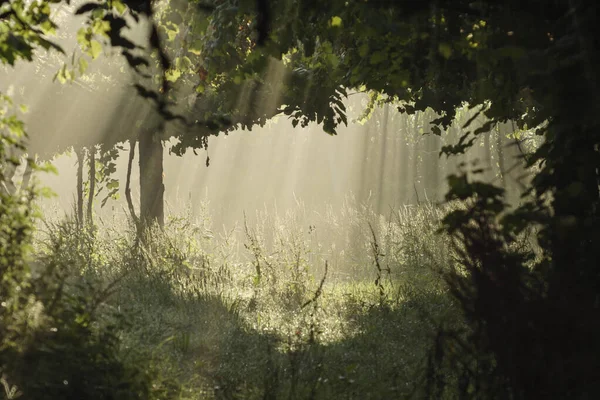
29 197 464 399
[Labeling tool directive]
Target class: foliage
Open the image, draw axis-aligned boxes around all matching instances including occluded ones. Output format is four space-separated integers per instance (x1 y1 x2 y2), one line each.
0 0 63 66
0 161 185 399
3 0 600 396
0 24 183 397
137 1 600 397
36 198 463 399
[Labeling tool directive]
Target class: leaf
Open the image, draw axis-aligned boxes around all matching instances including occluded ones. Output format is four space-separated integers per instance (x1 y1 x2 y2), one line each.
133 84 159 101
113 0 127 14
40 19 57 35
107 180 119 190
403 104 416 114
165 68 181 82
75 3 103 15
370 51 387 65
78 58 88 75
92 19 111 37
166 27 178 42
77 28 90 47
188 43 202 56
36 37 64 54
179 56 192 70
330 16 342 27
89 40 102 59
438 42 452 59
473 120 496 135
53 64 67 84
358 43 369 58
106 20 136 49
326 53 340 68
122 51 149 68
461 108 483 128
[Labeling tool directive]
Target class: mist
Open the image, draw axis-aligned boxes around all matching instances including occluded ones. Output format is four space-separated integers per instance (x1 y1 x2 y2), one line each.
25 96 530 230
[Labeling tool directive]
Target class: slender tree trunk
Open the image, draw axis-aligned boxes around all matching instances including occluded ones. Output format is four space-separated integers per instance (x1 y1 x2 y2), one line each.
397 114 409 204
411 113 422 203
484 130 492 181
125 139 140 228
424 110 440 202
495 124 506 190
376 104 389 215
138 131 164 227
358 121 374 204
1 155 18 195
20 156 33 191
76 148 84 227
87 146 96 226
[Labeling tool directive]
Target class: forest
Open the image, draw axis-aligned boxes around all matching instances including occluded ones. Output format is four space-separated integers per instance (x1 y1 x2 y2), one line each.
0 0 598 399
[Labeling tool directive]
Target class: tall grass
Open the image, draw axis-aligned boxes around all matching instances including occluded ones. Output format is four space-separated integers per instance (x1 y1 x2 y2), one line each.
26 197 466 399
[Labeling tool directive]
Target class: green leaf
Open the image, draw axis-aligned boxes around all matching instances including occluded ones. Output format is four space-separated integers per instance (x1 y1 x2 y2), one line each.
188 44 202 56
438 43 452 59
166 27 179 42
166 69 181 82
54 64 68 84
330 16 342 27
180 56 192 70
78 58 88 75
107 180 119 190
358 44 369 58
326 53 339 68
113 0 127 14
88 40 102 59
92 19 110 37
370 51 386 65
40 19 57 35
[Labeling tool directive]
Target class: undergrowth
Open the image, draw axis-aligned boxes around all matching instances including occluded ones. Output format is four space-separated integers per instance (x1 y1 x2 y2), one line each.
2 166 495 399
21 197 469 399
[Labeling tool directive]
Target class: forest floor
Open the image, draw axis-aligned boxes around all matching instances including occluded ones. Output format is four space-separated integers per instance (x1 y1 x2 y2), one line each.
32 201 464 399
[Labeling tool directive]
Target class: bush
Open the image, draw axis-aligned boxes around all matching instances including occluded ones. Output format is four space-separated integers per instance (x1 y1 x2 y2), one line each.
0 130 181 399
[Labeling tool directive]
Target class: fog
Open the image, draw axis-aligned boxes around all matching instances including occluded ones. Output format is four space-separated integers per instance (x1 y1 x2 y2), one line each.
35 102 530 231
0 3 534 231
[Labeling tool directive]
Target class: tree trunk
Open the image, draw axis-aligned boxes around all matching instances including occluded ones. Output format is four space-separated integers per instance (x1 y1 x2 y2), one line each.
87 146 96 226
1 156 17 196
125 139 140 228
20 157 33 192
411 112 422 203
483 130 492 181
376 104 389 215
398 113 410 204
138 131 164 227
76 148 84 227
495 123 506 190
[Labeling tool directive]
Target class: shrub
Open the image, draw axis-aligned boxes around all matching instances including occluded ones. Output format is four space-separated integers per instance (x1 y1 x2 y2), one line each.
1 129 180 399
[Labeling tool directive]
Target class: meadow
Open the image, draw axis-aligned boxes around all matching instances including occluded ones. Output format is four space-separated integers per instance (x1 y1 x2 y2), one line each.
11 197 468 399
